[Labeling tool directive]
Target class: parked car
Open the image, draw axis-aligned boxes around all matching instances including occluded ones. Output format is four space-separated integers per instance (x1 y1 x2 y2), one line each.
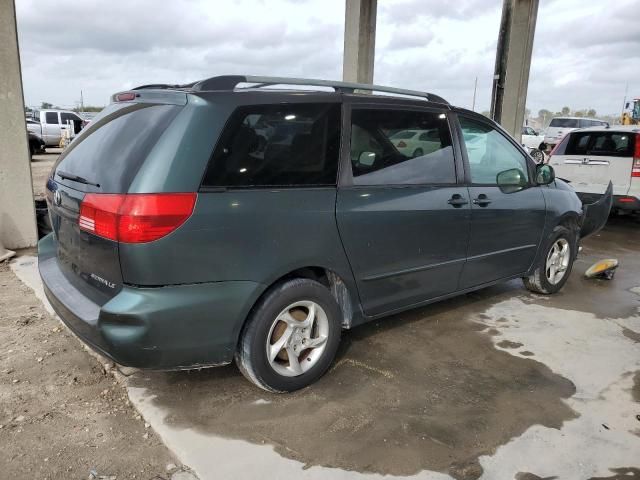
28 130 45 158
521 126 544 150
390 129 442 157
39 75 611 393
548 125 640 214
542 117 608 152
30 109 85 147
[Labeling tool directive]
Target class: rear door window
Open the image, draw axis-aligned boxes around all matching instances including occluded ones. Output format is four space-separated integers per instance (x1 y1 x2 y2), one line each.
45 112 59 124
565 132 634 157
54 103 182 192
349 108 456 185
202 103 341 188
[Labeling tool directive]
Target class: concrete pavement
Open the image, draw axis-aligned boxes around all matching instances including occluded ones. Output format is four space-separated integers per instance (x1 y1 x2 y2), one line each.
11 216 640 480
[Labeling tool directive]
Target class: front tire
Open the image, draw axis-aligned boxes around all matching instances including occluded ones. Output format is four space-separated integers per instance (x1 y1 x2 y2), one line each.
235 278 342 393
529 148 545 164
523 225 576 294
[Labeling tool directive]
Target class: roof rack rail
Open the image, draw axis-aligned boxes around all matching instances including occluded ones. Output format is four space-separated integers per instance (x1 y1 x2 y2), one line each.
132 82 197 91
191 75 448 104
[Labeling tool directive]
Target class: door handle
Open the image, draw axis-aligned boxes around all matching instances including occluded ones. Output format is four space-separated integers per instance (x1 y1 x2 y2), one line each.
447 194 469 207
473 194 491 206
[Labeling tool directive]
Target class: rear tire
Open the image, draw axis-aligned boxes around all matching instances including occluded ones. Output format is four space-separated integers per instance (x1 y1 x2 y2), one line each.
235 278 342 393
413 148 423 157
523 225 576 294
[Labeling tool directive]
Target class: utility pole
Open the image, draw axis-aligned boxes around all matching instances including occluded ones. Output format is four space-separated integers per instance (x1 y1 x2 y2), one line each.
80 89 84 113
0 0 38 249
472 76 478 111
490 0 539 142
621 83 628 118
343 0 377 84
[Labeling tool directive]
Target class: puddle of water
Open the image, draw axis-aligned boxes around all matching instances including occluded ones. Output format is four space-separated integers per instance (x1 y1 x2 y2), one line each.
588 467 640 479
128 288 577 480
477 299 640 479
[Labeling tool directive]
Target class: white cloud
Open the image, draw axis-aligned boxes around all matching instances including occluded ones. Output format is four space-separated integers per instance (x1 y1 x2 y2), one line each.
15 0 640 116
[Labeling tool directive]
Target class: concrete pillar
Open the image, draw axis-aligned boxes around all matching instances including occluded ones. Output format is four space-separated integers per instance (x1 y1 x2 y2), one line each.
342 0 377 84
490 0 539 143
0 0 38 249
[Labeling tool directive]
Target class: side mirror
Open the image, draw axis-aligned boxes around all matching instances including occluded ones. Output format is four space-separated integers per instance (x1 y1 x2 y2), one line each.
535 164 555 185
496 168 528 193
358 151 376 166
626 102 630 109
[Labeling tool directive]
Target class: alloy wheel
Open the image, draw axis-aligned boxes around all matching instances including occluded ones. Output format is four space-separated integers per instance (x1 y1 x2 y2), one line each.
266 300 329 377
545 238 570 285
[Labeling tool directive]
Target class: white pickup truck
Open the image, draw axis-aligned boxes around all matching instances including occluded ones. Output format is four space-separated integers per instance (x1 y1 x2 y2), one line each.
27 109 85 147
548 125 640 214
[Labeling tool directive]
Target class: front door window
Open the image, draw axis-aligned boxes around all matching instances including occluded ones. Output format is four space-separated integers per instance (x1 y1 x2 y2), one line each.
460 117 529 184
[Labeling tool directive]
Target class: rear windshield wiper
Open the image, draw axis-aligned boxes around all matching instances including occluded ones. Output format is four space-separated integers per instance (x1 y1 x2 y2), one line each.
57 170 101 188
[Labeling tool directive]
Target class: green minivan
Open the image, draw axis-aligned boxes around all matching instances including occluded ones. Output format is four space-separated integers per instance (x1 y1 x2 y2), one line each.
39 75 610 392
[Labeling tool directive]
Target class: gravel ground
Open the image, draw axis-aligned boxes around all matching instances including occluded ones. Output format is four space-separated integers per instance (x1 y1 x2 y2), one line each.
0 259 193 480
30 148 57 200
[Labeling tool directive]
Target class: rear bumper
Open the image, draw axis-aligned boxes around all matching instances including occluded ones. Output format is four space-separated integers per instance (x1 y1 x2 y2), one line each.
38 233 264 369
577 192 640 211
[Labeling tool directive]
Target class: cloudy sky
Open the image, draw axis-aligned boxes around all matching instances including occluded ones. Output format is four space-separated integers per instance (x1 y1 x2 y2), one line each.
15 0 640 116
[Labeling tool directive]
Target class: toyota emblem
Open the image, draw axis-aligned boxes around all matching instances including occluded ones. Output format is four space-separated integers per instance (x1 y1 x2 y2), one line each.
53 190 62 206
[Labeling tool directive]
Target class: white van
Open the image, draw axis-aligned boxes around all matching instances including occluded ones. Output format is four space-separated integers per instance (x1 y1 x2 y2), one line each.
543 117 608 151
548 126 640 213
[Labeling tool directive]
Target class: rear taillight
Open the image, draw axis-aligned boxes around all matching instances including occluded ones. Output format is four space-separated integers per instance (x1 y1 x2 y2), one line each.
79 193 197 243
115 92 137 102
397 141 407 148
548 141 561 158
633 134 640 178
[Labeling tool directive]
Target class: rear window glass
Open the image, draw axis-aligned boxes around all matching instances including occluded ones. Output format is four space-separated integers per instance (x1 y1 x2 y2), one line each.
564 132 634 157
45 112 58 124
202 103 341 188
549 118 579 128
54 104 181 192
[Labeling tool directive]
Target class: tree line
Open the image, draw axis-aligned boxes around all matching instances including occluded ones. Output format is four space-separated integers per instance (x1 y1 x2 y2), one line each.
26 102 105 113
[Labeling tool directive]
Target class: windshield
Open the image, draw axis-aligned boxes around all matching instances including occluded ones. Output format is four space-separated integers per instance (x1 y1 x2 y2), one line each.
549 118 580 128
54 103 182 192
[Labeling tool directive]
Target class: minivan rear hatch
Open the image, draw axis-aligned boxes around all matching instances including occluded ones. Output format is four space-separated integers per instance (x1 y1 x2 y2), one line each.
47 96 184 304
549 130 636 196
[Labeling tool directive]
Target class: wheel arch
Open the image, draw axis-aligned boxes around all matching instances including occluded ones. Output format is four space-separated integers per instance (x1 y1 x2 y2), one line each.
556 211 581 234
262 266 357 329
233 266 361 352
526 210 581 277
